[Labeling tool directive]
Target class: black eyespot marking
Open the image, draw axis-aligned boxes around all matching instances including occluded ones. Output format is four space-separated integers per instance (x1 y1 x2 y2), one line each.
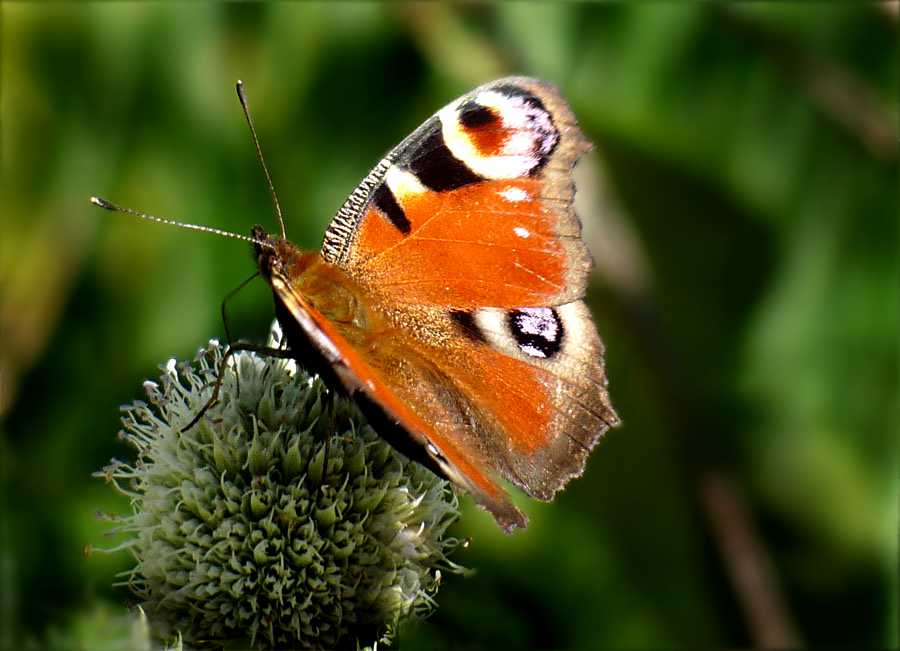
459 100 497 129
372 183 411 235
507 307 564 359
449 310 487 344
408 124 484 192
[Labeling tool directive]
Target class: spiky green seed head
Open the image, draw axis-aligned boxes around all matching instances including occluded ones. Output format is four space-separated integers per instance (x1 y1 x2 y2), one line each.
95 337 465 649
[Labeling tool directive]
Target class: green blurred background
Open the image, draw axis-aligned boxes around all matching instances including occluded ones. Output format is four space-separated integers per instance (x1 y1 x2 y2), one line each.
2 2 897 648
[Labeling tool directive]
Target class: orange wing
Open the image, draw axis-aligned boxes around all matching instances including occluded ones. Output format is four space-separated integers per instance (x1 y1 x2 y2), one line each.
322 77 592 310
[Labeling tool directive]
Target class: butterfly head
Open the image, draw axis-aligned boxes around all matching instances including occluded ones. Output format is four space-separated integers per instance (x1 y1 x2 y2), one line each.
250 225 310 280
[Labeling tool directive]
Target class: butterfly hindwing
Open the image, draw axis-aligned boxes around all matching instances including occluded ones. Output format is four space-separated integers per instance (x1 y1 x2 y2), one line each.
254 232 530 530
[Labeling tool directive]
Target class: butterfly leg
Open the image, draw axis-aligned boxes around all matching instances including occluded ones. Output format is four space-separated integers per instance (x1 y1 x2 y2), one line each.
181 341 299 432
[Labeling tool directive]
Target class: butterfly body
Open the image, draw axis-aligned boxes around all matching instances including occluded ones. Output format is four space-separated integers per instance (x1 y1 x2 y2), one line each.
254 77 619 532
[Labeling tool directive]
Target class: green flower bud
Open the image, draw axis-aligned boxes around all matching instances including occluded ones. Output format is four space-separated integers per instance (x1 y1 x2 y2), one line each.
95 336 465 650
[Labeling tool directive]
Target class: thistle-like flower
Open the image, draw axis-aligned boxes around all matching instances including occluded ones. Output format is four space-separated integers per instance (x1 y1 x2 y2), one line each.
95 334 464 649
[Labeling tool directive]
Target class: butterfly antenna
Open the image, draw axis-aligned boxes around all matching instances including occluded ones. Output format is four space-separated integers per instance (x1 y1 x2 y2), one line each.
90 196 268 247
236 80 286 240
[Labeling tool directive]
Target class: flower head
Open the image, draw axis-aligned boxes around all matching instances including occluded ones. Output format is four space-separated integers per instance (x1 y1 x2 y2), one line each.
96 337 464 649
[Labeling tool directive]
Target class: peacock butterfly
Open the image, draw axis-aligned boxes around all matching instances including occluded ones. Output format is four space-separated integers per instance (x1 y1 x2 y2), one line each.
94 77 620 532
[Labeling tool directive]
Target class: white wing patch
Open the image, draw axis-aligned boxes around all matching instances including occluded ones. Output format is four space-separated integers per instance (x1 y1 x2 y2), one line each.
500 186 531 203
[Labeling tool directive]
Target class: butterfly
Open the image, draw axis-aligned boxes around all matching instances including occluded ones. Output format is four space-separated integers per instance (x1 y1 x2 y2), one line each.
95 76 619 533
250 77 619 532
